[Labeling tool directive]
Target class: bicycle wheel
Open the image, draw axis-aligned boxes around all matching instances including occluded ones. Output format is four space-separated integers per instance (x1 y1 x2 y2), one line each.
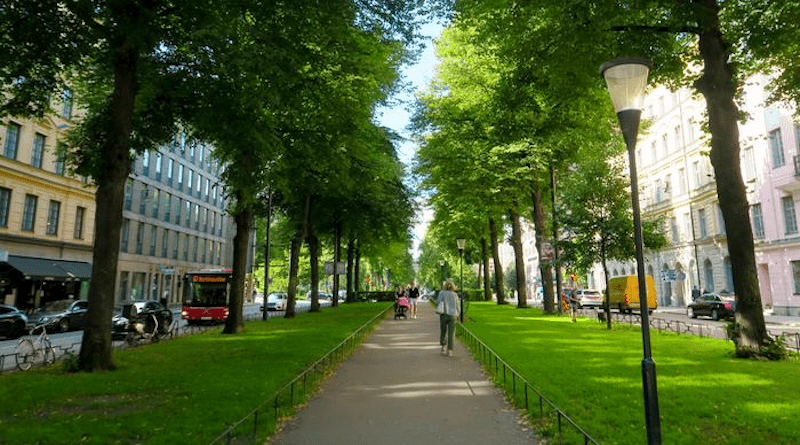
15 339 35 371
43 340 56 365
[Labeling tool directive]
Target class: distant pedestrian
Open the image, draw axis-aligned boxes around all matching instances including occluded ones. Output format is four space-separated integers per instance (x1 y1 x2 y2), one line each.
437 279 459 357
408 282 420 319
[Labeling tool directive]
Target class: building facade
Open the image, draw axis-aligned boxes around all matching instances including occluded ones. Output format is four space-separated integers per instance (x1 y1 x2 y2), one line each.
1 96 236 311
0 92 96 311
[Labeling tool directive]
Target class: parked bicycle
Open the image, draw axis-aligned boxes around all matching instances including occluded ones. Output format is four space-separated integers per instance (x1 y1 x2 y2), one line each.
15 325 56 371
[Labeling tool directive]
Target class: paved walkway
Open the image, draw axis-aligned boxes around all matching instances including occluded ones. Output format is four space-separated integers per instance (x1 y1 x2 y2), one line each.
268 302 539 445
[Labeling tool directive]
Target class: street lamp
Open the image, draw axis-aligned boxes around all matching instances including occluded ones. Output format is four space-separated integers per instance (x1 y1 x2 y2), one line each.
456 238 466 322
601 57 661 445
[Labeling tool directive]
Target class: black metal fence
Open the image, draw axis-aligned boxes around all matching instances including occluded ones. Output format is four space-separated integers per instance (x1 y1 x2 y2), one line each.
457 323 600 445
206 303 392 445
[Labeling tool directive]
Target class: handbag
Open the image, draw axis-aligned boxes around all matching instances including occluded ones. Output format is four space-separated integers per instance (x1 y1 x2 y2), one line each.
435 300 445 314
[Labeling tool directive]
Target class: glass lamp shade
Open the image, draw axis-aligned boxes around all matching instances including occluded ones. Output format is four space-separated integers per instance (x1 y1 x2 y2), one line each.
456 238 466 250
600 58 652 112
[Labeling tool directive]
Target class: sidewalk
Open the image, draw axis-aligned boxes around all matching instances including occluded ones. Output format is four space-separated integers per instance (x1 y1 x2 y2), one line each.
268 302 539 445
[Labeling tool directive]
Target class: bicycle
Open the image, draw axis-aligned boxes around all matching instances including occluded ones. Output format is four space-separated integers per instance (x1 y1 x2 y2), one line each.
15 324 56 371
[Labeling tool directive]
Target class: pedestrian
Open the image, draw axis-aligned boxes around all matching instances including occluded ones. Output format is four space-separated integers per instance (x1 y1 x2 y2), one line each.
408 281 420 319
437 279 459 357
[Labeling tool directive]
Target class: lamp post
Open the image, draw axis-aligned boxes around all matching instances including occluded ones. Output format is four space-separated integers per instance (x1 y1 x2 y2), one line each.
456 238 466 322
601 57 661 445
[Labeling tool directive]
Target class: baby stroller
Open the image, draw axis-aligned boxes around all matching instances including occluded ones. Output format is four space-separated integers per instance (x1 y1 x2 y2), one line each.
395 296 410 319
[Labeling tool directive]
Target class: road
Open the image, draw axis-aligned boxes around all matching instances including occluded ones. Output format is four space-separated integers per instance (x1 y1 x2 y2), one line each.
0 300 332 373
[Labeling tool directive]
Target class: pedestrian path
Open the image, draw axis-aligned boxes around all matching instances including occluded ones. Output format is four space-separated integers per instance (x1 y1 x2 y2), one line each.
268 301 539 445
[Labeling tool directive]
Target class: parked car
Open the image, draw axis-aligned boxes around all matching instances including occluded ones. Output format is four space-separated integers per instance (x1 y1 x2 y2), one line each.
112 301 173 339
687 293 736 321
0 304 28 339
265 292 288 311
34 299 89 332
574 289 603 309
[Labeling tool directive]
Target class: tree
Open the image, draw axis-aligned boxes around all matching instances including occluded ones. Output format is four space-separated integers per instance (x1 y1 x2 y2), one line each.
454 0 793 357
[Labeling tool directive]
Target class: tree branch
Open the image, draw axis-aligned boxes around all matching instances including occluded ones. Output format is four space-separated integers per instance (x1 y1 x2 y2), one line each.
611 25 701 35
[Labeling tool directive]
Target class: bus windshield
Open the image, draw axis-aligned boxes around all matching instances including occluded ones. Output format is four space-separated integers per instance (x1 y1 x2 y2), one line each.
188 282 227 307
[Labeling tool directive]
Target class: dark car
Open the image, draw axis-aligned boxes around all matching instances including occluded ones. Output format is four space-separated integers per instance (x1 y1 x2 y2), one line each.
0 304 28 339
687 293 736 321
112 301 173 339
34 299 89 332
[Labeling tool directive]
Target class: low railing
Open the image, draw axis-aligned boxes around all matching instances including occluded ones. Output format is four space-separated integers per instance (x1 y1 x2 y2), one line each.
207 303 392 445
457 323 600 445
582 309 800 352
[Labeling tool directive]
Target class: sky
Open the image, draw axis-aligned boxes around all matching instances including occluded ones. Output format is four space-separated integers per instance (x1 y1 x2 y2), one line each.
375 22 445 261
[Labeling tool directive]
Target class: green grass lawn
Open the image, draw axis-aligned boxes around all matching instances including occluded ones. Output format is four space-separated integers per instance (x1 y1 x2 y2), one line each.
0 303 388 445
463 302 800 445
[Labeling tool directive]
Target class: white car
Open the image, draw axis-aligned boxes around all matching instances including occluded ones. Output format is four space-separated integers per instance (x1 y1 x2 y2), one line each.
574 289 604 309
265 292 287 311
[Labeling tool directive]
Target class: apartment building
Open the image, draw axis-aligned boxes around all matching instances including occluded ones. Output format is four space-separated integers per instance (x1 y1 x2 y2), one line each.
1 94 236 311
602 74 800 315
0 91 95 311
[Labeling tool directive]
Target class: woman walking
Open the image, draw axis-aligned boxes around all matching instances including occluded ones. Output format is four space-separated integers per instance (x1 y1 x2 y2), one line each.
437 280 459 357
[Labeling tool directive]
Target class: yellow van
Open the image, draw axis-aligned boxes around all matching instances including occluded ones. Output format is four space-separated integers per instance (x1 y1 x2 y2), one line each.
607 275 657 314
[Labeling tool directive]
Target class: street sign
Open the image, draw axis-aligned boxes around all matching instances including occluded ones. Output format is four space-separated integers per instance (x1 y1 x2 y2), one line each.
660 269 677 281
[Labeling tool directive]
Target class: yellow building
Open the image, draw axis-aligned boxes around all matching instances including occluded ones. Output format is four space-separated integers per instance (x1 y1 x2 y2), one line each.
0 92 96 311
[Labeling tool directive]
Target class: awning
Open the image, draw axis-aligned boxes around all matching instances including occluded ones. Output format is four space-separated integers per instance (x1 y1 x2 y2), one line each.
3 255 92 280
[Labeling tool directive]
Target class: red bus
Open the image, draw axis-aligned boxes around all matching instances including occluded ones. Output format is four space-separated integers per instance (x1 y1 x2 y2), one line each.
182 269 232 324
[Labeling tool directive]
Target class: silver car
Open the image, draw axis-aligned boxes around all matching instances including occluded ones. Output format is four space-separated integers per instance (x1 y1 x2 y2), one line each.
574 289 604 309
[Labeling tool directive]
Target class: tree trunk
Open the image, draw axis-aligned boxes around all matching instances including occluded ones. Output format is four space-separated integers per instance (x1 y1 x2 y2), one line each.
489 217 506 304
510 207 528 308
285 233 301 318
694 0 769 354
79 42 139 372
308 223 320 312
601 240 612 330
481 238 491 301
354 240 361 296
346 235 356 302
332 220 341 307
262 191 272 321
223 198 250 334
531 184 555 313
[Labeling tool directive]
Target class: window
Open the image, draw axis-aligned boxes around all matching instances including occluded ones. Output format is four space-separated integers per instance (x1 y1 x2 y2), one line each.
187 169 193 195
698 208 708 238
198 145 204 168
139 184 148 214
782 196 798 235
151 189 160 218
175 197 182 224
770 129 785 168
172 232 179 259
4 122 20 159
196 174 202 198
678 168 686 195
124 179 133 211
661 133 668 157
212 184 217 205
0 187 10 227
120 219 130 252
183 234 189 260
194 204 200 230
189 140 195 161
724 257 733 293
716 204 726 235
673 125 681 150
692 161 701 188
201 238 207 262
704 259 715 292
203 208 209 232
61 90 73 119
683 213 691 241
161 229 169 258
119 271 129 302
155 152 163 181
22 194 37 232
671 217 678 243
74 206 85 239
46 200 61 235
743 146 756 181
185 201 191 227
210 211 216 234
149 226 157 256
751 204 765 239
686 119 695 142
142 150 150 176
136 222 145 254
650 141 657 163
655 179 663 203
793 261 800 294
167 158 174 186
55 142 66 175
164 193 171 222
31 133 45 168
177 164 184 190
204 178 210 201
